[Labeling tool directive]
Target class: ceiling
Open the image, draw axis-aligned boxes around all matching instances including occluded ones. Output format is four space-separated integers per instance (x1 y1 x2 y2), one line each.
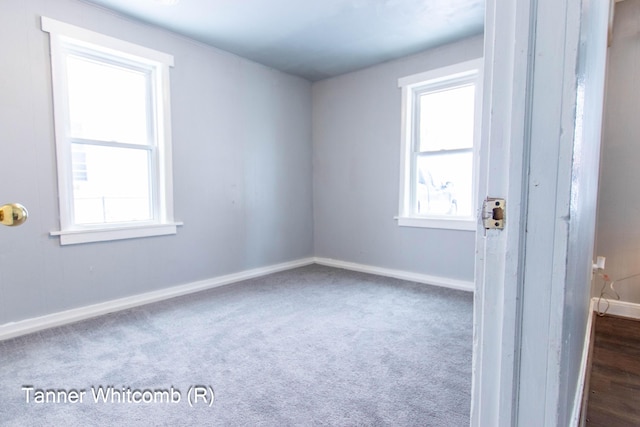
81 0 484 82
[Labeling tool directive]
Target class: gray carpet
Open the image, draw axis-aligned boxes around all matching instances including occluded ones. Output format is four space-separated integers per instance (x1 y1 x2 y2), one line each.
0 265 473 426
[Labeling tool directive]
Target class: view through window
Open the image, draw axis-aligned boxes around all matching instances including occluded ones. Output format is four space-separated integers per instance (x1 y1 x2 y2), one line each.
397 59 482 230
43 17 179 244
66 54 154 225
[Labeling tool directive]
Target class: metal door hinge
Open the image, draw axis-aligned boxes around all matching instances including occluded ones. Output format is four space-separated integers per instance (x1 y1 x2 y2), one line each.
483 198 505 230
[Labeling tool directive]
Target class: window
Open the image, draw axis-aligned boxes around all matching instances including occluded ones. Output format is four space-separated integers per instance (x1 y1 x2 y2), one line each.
42 17 180 245
397 59 482 231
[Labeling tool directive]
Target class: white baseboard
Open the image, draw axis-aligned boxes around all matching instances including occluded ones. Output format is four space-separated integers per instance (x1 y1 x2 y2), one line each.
314 257 475 292
570 298 597 427
0 256 473 341
0 257 315 341
594 298 640 319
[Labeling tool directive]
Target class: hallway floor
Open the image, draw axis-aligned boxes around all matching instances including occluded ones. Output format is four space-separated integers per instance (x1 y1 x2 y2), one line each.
585 314 640 426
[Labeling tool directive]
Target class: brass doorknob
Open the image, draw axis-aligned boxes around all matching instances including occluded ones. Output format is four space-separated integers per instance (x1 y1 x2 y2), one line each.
0 203 28 227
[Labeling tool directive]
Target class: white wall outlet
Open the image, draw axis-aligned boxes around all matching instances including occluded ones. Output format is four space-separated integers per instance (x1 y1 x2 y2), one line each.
595 256 606 270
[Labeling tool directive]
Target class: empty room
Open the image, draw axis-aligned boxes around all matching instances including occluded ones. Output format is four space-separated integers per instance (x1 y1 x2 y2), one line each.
0 0 618 426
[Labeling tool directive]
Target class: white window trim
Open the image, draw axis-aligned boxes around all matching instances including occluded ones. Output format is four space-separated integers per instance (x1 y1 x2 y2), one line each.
396 58 483 231
42 17 181 245
395 216 477 231
50 223 179 246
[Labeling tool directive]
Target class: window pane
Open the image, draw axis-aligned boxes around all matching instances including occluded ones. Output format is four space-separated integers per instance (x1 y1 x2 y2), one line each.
66 55 150 145
72 144 152 225
415 151 473 217
418 84 475 152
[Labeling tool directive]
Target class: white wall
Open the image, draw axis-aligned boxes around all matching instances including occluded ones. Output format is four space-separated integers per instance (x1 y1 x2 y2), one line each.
595 0 640 304
312 36 483 282
0 0 313 324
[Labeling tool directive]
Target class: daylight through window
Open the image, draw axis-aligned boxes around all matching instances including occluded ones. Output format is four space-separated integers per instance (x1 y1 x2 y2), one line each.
397 59 482 231
42 17 180 245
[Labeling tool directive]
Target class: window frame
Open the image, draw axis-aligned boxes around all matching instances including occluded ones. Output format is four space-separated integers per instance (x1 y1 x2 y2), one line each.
42 17 181 245
397 58 483 231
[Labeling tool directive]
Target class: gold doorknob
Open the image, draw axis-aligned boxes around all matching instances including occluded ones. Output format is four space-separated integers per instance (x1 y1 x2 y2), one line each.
0 203 28 227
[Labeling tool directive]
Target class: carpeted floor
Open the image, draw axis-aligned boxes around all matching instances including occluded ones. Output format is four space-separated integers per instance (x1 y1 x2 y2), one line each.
0 265 473 426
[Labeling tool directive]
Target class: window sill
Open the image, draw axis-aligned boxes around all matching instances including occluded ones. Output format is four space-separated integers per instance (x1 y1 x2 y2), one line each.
395 216 476 231
50 222 183 245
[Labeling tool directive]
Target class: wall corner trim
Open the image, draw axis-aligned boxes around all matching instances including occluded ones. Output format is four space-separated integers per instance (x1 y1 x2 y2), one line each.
0 257 315 341
314 257 475 292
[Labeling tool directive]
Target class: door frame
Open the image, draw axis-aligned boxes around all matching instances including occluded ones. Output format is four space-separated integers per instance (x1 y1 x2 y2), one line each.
471 0 534 424
471 0 610 425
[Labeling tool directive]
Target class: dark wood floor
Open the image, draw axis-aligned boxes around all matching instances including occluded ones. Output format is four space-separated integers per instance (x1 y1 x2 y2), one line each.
586 314 640 426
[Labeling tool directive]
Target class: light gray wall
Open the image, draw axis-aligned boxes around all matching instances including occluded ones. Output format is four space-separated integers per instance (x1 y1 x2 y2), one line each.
595 0 640 304
312 36 483 281
0 0 313 324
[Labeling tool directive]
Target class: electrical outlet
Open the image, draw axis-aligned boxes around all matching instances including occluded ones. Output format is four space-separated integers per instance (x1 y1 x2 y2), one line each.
592 256 606 272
